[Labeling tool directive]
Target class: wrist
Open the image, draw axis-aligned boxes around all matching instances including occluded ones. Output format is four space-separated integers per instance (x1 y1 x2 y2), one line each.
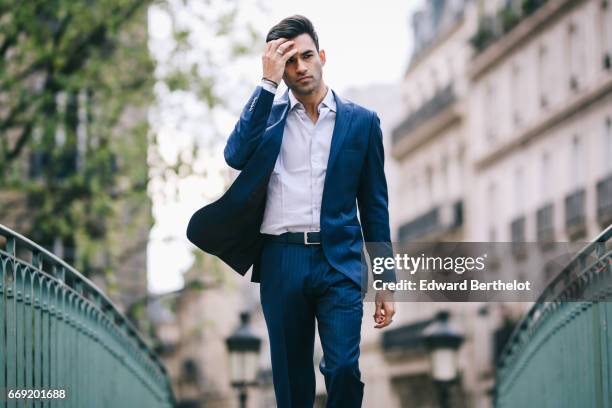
262 77 279 86
260 78 278 94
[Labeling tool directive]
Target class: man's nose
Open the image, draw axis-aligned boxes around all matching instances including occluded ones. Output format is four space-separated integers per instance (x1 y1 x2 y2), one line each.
296 59 307 74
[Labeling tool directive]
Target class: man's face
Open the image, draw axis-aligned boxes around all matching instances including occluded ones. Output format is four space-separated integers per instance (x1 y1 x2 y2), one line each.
282 33 326 96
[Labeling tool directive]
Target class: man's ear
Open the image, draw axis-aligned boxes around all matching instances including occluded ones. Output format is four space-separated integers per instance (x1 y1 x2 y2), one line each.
319 49 326 66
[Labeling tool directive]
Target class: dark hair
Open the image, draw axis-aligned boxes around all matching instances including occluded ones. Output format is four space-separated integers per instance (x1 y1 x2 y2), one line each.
266 15 319 51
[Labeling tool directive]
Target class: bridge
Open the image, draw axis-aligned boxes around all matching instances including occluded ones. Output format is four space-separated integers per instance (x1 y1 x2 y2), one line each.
496 224 612 407
0 224 175 407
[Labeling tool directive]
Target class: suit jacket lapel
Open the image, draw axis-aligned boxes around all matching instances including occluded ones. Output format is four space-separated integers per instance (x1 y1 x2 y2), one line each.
326 90 354 174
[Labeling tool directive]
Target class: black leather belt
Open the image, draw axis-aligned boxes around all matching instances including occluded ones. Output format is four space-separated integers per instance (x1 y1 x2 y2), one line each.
262 231 322 245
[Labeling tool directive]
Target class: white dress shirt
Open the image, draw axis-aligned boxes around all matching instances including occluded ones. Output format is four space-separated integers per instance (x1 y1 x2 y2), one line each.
258 80 337 235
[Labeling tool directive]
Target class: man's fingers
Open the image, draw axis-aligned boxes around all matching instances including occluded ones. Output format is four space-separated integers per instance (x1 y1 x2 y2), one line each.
269 37 289 52
373 301 382 316
282 47 298 61
373 302 384 325
374 302 396 328
374 314 392 328
276 40 294 54
374 316 391 328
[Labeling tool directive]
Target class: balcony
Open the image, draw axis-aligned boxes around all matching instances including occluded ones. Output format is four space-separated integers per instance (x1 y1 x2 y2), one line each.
397 199 463 243
597 173 612 226
536 203 554 250
398 207 439 243
565 188 586 239
393 85 455 145
470 0 548 55
470 0 576 80
392 85 459 158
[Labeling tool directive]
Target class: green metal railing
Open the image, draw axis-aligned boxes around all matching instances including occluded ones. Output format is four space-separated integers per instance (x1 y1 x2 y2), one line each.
0 224 175 407
496 224 612 407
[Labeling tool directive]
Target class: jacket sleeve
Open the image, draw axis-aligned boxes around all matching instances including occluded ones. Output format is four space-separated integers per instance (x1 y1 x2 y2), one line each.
356 112 397 285
223 86 276 170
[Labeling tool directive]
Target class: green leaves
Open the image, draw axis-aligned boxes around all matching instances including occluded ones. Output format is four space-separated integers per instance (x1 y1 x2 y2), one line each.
1 0 154 283
1 0 262 307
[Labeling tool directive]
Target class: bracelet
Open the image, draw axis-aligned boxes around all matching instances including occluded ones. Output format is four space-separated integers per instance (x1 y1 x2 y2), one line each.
262 77 279 87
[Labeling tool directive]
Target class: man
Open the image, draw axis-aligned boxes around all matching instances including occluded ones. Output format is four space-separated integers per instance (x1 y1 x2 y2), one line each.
187 15 396 407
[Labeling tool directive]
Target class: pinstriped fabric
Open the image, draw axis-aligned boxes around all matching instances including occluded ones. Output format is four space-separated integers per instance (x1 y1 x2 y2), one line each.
259 240 364 408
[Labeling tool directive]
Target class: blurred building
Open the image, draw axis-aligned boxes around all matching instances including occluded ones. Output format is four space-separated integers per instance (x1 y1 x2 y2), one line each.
468 0 612 242
382 0 612 407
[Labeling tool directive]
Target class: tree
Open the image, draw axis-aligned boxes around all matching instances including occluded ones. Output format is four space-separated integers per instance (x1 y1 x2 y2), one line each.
0 0 262 298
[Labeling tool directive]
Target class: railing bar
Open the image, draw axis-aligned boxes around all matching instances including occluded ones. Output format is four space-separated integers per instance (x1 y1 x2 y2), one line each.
33 275 42 408
0 259 6 408
24 270 34 394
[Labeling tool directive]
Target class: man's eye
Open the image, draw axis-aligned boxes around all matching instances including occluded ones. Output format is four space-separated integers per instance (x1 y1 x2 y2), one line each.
304 54 312 59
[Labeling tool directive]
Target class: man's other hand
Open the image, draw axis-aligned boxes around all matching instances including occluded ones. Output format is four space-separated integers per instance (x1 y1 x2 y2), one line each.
373 290 395 329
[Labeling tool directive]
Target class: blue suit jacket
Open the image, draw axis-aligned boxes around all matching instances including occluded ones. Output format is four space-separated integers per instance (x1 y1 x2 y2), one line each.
186 85 396 288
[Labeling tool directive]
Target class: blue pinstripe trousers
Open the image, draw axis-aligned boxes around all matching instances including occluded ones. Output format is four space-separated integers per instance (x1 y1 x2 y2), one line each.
259 239 365 408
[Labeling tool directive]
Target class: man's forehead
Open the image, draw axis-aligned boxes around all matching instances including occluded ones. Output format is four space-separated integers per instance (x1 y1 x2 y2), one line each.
290 33 317 52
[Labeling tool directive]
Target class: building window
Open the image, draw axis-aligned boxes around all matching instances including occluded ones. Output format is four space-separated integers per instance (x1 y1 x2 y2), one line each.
430 67 439 94
417 82 425 108
570 135 585 190
514 166 524 213
540 151 551 201
602 0 612 70
536 203 555 247
484 82 497 144
538 44 550 108
567 20 585 91
487 181 497 240
441 154 449 199
511 63 523 125
604 117 612 174
77 89 90 171
510 216 527 258
426 165 434 204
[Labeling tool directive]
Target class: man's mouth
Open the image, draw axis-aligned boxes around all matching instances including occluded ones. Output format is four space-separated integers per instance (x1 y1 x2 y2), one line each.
297 76 312 82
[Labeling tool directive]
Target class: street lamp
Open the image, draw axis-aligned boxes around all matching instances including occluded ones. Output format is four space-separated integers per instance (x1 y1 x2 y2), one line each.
423 310 465 408
225 311 262 408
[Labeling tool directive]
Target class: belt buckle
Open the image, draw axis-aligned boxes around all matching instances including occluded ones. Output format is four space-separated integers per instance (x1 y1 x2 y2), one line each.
304 231 316 245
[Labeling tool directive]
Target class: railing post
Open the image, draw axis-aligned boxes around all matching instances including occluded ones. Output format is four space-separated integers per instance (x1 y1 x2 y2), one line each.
6 237 17 408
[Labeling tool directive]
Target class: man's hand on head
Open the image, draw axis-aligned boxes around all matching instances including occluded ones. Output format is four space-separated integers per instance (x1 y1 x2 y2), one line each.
373 289 395 329
262 38 298 85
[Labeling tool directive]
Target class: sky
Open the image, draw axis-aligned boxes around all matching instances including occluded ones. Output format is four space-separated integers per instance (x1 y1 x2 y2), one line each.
146 0 423 294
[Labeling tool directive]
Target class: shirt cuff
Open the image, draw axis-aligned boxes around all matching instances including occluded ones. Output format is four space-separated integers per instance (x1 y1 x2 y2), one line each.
260 79 278 94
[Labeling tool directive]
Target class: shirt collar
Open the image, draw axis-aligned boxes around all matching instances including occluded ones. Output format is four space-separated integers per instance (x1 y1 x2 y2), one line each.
288 86 336 113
